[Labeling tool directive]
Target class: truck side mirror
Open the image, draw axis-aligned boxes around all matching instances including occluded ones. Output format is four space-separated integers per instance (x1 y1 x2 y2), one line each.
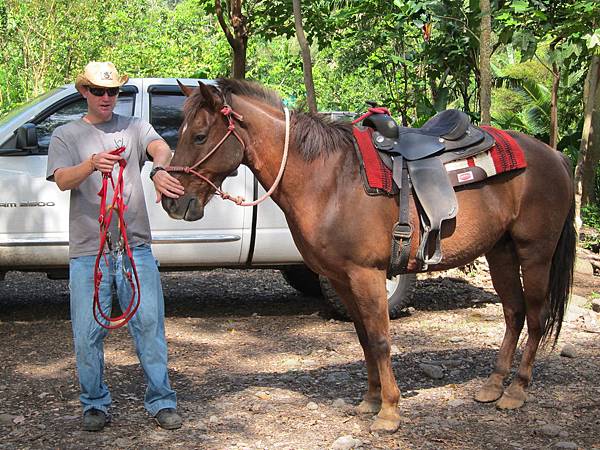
15 123 39 153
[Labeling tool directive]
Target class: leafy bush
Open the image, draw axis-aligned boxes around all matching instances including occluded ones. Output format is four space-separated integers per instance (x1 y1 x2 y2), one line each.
582 204 600 230
580 205 600 252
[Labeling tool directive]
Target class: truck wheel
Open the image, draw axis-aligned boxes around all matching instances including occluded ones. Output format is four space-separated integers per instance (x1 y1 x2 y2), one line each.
319 273 416 320
280 266 322 297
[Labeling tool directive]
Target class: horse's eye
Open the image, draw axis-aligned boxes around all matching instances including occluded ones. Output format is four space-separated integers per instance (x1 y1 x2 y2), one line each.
194 134 207 145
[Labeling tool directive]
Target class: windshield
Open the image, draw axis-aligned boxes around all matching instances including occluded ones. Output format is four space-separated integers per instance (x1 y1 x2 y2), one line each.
0 88 65 125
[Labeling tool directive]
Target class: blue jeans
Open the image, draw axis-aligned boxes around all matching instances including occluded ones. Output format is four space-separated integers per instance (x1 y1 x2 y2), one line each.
69 244 176 416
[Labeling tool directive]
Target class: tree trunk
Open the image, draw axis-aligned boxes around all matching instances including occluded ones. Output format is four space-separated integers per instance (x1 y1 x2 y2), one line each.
215 0 248 79
479 0 492 125
231 39 247 79
575 55 600 229
292 0 317 113
460 84 471 114
583 63 600 206
549 39 560 149
549 63 560 149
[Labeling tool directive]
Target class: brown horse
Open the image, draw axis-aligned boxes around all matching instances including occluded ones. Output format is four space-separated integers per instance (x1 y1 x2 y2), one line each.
162 79 576 433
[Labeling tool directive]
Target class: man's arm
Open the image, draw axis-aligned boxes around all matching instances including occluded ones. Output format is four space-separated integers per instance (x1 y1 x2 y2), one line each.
146 139 185 203
54 153 121 191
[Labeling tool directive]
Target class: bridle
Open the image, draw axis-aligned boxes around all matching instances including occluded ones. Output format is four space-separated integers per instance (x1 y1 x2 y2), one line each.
93 146 141 329
166 104 290 207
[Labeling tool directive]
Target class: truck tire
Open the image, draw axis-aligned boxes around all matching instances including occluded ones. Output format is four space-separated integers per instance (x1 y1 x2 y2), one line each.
319 273 416 320
280 266 322 297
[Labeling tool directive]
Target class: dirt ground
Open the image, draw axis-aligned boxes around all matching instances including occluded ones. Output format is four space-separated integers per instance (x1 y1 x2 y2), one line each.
0 260 599 450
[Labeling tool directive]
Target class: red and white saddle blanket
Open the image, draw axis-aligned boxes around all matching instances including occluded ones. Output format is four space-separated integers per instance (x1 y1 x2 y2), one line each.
353 125 527 195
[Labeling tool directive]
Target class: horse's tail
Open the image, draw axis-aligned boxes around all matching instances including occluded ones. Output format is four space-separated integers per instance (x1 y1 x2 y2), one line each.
543 195 576 347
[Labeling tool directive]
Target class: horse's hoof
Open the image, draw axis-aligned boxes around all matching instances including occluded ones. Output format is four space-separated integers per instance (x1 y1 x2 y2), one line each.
369 415 400 434
356 399 381 414
474 381 504 403
495 384 527 410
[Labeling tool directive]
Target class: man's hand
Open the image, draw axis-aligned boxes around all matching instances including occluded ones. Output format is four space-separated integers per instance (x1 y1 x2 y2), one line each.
91 152 123 173
152 169 185 203
146 139 185 202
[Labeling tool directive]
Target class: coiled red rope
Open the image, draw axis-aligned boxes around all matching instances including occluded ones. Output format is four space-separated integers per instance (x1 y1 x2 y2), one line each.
93 146 141 329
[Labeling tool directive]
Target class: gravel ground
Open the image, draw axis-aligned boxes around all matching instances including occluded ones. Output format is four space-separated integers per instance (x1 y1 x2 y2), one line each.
0 265 599 450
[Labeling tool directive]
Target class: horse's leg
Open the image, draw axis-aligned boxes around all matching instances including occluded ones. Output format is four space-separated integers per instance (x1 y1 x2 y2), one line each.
334 270 401 433
495 251 551 410
475 238 525 403
354 324 384 415
328 280 382 414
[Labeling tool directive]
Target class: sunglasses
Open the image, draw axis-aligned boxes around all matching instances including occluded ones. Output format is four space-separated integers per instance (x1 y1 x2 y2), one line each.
87 86 120 97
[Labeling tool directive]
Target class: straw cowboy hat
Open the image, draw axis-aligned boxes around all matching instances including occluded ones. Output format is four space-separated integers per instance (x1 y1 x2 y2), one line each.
75 61 129 91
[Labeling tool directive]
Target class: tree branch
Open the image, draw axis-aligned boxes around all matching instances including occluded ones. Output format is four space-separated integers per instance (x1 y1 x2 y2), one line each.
534 53 553 75
215 0 236 48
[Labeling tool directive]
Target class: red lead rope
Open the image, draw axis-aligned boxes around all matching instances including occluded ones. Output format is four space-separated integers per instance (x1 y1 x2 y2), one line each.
93 146 141 329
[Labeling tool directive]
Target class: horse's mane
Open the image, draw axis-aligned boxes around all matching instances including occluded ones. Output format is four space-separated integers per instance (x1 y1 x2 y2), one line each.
216 78 354 161
217 78 283 109
291 112 354 161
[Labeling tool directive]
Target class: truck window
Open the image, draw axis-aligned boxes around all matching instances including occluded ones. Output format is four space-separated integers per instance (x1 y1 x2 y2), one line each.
36 93 135 151
0 89 63 126
36 98 87 149
149 93 185 148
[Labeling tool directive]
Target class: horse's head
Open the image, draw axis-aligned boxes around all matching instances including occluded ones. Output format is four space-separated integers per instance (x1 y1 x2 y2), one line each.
162 81 245 221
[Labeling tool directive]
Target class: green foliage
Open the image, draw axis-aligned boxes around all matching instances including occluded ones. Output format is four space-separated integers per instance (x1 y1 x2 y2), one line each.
2 0 598 224
497 55 552 85
0 0 593 163
491 0 598 158
582 204 600 230
581 205 600 252
307 0 485 124
0 0 232 116
98 0 231 79
489 39 588 154
1 0 109 114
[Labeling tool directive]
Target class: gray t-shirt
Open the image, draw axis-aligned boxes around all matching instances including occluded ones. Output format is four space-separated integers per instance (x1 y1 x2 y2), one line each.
46 114 163 258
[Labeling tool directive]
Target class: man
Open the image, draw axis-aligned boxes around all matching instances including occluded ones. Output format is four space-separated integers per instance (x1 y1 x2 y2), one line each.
46 61 185 432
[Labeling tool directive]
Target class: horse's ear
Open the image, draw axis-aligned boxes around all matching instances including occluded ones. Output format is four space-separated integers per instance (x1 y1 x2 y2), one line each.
198 81 221 111
177 79 194 97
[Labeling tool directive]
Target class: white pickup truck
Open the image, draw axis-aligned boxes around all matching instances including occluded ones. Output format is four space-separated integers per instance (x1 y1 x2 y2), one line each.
0 78 414 318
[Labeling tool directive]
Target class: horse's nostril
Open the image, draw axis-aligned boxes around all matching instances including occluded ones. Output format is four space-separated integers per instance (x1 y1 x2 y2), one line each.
183 197 204 221
160 196 189 220
161 197 174 211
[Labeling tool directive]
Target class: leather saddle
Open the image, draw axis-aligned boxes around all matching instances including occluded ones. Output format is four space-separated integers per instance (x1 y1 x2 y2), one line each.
364 109 495 163
362 108 495 270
